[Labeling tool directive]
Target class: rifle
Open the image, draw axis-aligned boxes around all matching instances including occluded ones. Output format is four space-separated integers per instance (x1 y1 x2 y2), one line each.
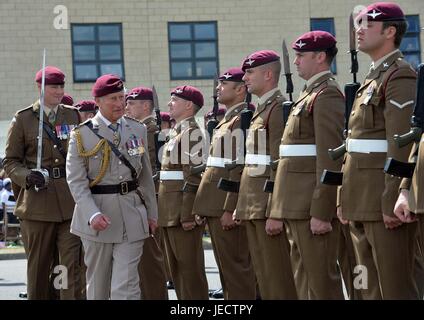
321 13 360 186
384 63 424 178
33 48 50 191
152 85 164 181
207 72 219 139
263 38 294 193
217 91 253 193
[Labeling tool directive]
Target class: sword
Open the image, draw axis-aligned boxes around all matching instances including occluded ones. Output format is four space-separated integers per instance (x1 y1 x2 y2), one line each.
33 49 50 191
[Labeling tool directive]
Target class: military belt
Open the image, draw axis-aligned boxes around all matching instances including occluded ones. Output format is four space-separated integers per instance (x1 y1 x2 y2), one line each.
279 144 317 157
160 171 184 180
47 166 66 179
346 138 388 153
206 156 232 168
245 154 271 165
90 180 138 195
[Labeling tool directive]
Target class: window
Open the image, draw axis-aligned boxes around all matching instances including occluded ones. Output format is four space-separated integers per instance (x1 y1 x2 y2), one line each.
71 23 125 82
401 15 421 69
310 18 337 74
168 22 219 80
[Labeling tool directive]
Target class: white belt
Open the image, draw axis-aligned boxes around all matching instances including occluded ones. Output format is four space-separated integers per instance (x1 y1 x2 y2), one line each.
279 144 317 157
346 138 388 153
160 171 184 180
245 154 271 165
206 156 231 168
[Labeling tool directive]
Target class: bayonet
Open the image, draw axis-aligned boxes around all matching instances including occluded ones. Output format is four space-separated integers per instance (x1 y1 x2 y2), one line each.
33 49 49 191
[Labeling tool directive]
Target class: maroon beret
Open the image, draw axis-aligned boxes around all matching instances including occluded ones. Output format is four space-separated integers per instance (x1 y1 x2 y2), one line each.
218 67 245 82
171 85 204 107
292 31 337 52
126 86 153 101
160 111 171 122
205 107 226 119
35 66 65 85
357 2 405 22
241 50 280 71
75 100 98 113
92 74 124 98
61 93 74 106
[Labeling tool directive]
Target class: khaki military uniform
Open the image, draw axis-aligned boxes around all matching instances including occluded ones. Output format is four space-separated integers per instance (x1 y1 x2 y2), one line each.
235 89 297 299
67 114 158 299
158 117 209 300
192 102 256 300
137 115 168 300
269 73 344 299
339 50 419 299
3 101 82 300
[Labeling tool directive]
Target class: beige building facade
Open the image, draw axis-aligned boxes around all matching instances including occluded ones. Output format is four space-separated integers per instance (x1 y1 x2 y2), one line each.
0 0 423 156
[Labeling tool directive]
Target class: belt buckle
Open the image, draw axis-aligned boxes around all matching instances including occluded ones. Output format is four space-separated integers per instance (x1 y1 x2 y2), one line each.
120 181 129 195
52 167 61 179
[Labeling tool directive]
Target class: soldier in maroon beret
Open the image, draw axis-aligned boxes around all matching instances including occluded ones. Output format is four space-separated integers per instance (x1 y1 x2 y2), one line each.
339 2 420 299
160 111 172 130
157 85 209 299
268 30 345 299
236 50 298 299
66 74 158 299
3 66 83 299
75 100 98 122
61 93 74 106
193 67 257 299
125 85 168 300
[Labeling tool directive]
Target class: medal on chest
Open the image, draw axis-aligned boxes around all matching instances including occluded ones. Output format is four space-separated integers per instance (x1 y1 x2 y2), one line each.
363 84 375 105
126 134 145 156
55 124 75 140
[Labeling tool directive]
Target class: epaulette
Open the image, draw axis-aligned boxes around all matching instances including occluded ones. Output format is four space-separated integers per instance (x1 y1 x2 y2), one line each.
76 118 93 129
16 105 33 114
60 103 78 111
124 115 141 123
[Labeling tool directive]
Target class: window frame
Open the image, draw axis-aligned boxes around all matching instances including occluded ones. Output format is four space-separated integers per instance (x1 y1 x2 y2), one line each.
401 15 421 69
71 23 125 83
168 21 219 80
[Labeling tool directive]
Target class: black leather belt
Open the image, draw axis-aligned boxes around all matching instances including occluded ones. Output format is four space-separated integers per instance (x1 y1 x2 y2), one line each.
90 180 138 195
48 166 66 179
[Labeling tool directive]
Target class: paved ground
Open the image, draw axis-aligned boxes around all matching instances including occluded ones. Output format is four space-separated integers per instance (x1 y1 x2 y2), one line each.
0 238 222 300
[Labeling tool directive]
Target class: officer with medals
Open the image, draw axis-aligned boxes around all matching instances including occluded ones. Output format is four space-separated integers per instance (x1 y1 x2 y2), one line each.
3 66 82 299
66 74 158 299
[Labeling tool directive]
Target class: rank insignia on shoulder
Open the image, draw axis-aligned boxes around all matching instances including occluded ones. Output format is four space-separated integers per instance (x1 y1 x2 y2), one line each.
126 134 145 156
55 124 76 140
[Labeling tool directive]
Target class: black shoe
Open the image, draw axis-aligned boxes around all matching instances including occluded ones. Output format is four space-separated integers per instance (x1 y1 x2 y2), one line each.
211 288 224 299
166 281 175 289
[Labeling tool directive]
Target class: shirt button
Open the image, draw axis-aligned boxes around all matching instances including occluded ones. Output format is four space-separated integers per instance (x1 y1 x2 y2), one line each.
357 93 362 97
119 176 123 180
350 111 355 116
53 145 57 149
54 159 59 163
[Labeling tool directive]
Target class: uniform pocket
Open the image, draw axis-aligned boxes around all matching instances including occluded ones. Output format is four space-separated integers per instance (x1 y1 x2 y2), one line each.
360 95 381 129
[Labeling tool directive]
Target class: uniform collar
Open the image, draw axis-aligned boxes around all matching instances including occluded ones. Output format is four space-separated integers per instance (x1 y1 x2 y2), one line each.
257 87 279 106
97 110 122 127
224 102 244 119
305 70 332 89
140 114 156 124
370 49 400 71
173 116 195 134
